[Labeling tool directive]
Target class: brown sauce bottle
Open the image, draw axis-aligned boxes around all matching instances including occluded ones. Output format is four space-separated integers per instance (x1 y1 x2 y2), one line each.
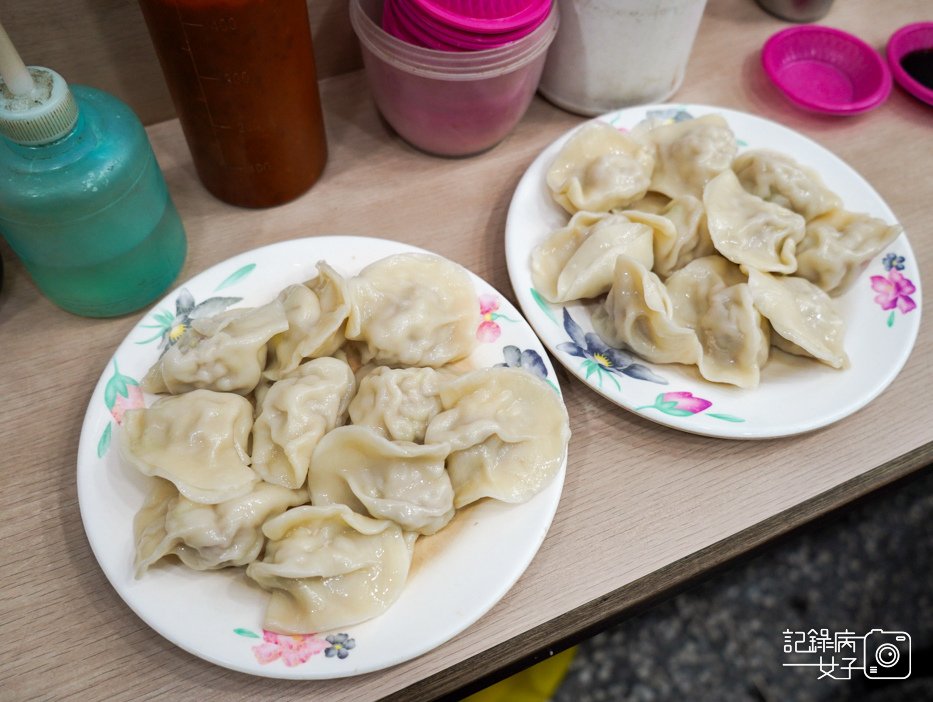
139 0 328 208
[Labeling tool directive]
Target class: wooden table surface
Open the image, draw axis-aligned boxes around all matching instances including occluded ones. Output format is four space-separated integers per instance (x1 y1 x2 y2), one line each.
1 0 930 699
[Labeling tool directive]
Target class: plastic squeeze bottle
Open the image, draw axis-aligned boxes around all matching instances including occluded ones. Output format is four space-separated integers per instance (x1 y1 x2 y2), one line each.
0 21 186 317
137 0 328 208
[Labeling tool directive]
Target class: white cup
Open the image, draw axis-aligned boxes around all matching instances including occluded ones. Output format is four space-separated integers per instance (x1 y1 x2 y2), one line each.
539 0 708 116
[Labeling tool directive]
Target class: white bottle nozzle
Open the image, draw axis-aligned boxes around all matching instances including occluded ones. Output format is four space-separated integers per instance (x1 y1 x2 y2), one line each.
0 18 78 145
0 19 35 96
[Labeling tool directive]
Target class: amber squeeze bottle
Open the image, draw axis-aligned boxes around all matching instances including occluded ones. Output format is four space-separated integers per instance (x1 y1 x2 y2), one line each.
138 0 328 208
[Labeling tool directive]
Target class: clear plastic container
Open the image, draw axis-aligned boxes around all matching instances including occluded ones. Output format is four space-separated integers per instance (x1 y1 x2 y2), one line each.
350 0 557 157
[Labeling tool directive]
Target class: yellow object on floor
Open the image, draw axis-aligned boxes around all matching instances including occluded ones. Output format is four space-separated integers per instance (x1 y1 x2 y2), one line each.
462 646 577 702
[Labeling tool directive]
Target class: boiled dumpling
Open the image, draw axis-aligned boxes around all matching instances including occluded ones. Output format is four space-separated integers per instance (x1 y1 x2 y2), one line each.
121 390 257 504
733 149 841 221
620 195 714 278
246 505 415 634
637 114 737 199
530 211 654 303
695 284 770 388
308 425 454 535
704 170 806 274
546 121 655 213
348 366 450 443
591 255 703 366
746 268 848 369
666 255 747 330
624 192 672 214
424 368 570 508
142 299 289 395
252 357 356 489
133 478 306 577
795 209 903 296
665 257 766 387
263 263 350 380
346 253 479 367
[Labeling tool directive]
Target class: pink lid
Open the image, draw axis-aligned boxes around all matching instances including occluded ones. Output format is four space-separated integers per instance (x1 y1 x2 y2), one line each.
402 0 547 48
385 0 550 51
409 0 550 34
886 22 933 106
762 26 892 115
384 0 464 50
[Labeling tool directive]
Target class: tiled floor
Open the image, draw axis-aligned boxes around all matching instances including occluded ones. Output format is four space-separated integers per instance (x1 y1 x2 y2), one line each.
551 467 933 702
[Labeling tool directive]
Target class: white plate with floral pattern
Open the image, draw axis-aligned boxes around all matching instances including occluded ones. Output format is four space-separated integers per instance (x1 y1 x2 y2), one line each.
77 236 567 678
505 105 921 439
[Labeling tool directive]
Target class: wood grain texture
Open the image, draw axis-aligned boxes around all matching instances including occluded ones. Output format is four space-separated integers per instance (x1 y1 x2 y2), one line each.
1 0 931 699
0 0 361 125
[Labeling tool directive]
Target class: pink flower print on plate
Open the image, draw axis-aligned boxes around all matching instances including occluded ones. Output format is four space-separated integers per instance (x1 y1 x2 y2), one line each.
110 384 144 425
251 630 328 667
476 294 518 342
636 391 743 423
477 293 502 342
872 254 917 328
871 270 917 314
97 360 144 458
659 391 712 415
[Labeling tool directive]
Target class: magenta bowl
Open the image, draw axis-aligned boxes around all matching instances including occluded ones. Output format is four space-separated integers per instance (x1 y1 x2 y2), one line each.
762 26 892 115
887 22 933 106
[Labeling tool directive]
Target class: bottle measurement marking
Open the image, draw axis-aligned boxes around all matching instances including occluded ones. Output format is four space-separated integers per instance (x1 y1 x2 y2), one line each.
173 6 229 166
170 8 269 174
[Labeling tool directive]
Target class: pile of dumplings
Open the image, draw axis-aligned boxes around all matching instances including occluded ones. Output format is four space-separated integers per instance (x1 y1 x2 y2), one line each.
534 114 902 388
120 252 570 635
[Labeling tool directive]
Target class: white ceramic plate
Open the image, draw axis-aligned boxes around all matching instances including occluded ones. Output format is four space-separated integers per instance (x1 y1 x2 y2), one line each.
77 236 567 678
505 105 922 439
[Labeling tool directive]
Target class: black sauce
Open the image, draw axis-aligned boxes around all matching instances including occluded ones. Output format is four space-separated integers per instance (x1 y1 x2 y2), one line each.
900 48 933 90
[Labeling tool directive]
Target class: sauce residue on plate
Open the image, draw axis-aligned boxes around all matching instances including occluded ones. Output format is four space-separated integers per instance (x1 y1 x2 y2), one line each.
409 501 481 578
900 48 933 90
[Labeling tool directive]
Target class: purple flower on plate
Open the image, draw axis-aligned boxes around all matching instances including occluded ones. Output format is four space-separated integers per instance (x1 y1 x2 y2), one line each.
556 308 666 390
325 633 356 659
882 253 906 272
497 345 548 380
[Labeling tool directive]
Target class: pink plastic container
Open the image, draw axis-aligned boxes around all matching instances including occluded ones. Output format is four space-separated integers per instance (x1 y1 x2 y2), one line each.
351 0 557 156
887 22 933 107
762 26 892 115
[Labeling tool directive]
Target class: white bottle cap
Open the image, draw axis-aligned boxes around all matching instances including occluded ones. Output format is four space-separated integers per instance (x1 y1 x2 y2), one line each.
0 67 79 145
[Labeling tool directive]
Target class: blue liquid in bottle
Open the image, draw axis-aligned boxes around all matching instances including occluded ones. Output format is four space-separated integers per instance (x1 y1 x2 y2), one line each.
0 67 186 317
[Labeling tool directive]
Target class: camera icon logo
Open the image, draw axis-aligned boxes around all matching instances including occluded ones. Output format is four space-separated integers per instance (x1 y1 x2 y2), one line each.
863 629 911 679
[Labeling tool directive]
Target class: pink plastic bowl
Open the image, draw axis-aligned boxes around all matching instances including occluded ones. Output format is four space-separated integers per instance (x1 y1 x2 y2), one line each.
762 26 892 115
887 22 933 106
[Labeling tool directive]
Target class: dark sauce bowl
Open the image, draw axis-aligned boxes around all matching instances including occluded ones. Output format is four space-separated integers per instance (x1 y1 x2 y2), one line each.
887 22 933 106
